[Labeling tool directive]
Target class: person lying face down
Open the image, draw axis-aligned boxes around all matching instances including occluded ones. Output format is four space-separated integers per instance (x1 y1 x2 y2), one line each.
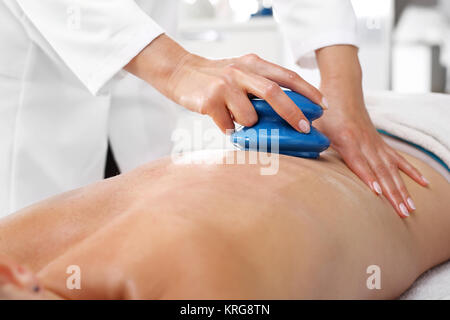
0 144 449 299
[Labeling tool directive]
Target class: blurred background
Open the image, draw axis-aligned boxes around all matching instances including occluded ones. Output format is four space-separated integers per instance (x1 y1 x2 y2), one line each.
100 0 450 176
176 0 449 93
167 0 449 152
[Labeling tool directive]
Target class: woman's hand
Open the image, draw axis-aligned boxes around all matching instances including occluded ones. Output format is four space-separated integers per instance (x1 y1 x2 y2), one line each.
315 106 429 218
316 45 429 218
125 34 327 134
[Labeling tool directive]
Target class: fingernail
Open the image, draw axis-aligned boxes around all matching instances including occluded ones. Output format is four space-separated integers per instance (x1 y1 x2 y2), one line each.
407 198 416 210
321 97 329 110
421 176 429 185
399 203 409 217
298 119 310 133
372 181 382 195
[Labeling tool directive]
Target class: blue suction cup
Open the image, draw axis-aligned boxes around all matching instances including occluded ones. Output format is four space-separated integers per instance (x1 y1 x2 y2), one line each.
231 90 330 158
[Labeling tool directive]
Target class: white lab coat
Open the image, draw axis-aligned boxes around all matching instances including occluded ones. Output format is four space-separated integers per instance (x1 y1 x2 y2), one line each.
273 0 357 68
0 0 356 217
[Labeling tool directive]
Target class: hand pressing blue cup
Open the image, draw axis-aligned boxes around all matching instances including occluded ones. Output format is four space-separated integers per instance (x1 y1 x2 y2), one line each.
231 90 330 158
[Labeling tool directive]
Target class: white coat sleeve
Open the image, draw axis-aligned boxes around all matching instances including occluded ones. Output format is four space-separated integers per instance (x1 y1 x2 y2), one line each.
14 0 165 95
273 0 358 68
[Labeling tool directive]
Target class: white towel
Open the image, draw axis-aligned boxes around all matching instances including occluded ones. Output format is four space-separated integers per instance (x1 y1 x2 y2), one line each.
400 261 450 300
365 91 450 169
364 91 450 300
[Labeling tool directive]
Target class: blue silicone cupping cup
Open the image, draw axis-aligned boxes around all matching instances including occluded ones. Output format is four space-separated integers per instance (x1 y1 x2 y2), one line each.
231 90 330 158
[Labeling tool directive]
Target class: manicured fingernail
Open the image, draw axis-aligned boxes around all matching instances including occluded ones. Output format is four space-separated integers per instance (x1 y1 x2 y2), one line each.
407 198 416 210
372 181 382 195
298 119 310 133
399 203 409 217
321 97 329 110
421 176 429 185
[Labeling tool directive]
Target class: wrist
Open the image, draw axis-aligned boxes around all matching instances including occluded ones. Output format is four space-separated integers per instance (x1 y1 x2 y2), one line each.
320 72 365 112
315 44 363 107
316 45 362 80
165 52 207 100
320 68 362 89
125 34 192 97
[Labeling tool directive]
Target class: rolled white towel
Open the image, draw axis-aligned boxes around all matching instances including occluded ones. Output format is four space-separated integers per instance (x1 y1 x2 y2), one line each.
400 260 450 300
365 91 450 171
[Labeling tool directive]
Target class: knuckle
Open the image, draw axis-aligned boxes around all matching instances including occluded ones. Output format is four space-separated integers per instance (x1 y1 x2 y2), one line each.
352 158 369 173
396 156 408 168
360 129 373 142
201 95 220 115
241 114 258 127
283 108 300 123
400 158 415 172
399 187 409 197
222 123 234 133
313 90 323 102
388 162 398 172
263 82 281 98
241 53 260 64
373 163 389 176
385 158 398 171
287 70 300 80
391 150 404 161
223 64 239 77
199 100 213 115
391 190 403 201
349 156 364 168
212 78 228 92
339 127 357 143
411 166 421 175
403 161 414 171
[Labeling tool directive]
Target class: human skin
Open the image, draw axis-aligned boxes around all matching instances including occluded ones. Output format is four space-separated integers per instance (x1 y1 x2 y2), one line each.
315 45 429 217
124 34 428 217
0 148 449 299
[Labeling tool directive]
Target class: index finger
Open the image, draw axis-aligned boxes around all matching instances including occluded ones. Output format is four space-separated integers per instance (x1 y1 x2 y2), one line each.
237 54 327 110
234 68 311 133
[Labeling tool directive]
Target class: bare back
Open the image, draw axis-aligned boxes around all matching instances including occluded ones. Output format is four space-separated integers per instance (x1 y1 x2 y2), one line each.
0 149 449 299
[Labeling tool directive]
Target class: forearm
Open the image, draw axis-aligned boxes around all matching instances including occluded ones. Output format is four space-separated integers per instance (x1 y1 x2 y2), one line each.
124 34 193 99
315 45 366 118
